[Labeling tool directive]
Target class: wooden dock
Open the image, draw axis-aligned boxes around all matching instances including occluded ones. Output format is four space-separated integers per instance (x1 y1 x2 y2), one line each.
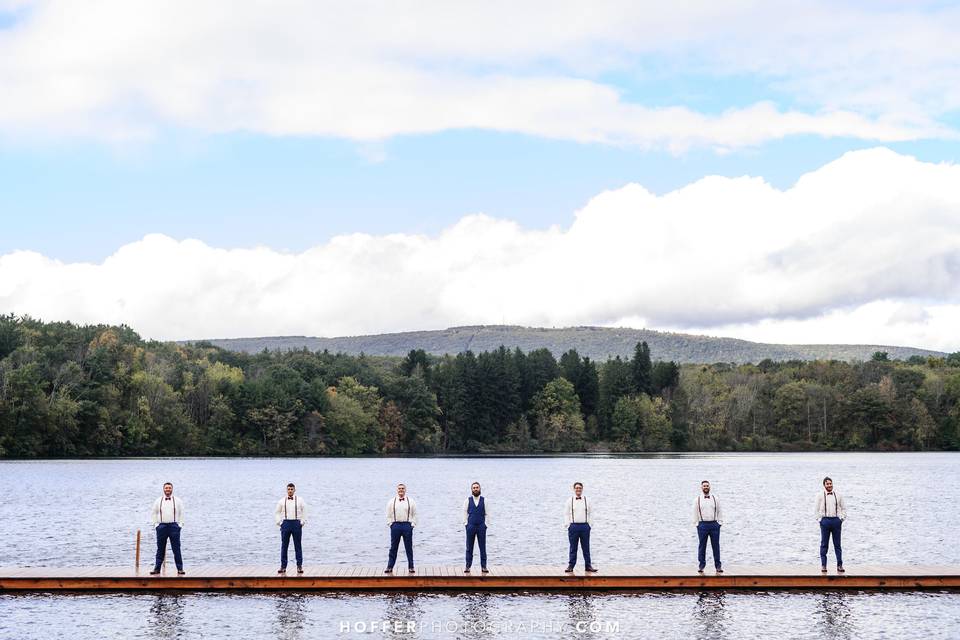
2 565 959 591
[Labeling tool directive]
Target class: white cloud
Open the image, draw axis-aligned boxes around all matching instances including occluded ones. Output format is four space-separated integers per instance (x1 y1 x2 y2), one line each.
1 147 959 350
0 1 958 149
644 301 960 352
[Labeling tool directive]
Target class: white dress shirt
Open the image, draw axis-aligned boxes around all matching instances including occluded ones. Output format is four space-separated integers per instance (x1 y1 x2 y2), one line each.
151 496 184 526
386 496 418 527
564 495 592 526
462 495 490 525
275 496 307 525
815 491 847 520
693 494 723 525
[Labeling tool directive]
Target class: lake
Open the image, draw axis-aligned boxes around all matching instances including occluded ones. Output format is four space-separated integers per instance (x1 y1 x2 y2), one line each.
0 453 957 639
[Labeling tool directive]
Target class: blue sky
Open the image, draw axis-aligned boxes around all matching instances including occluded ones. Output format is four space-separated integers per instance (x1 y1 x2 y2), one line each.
4 132 958 263
1 1 959 349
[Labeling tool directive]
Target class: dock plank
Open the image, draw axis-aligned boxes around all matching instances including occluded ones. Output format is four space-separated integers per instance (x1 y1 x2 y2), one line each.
2 565 959 592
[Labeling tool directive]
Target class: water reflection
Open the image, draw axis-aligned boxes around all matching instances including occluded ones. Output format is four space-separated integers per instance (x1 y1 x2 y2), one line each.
383 592 425 639
816 592 854 640
147 594 185 640
458 592 493 639
693 591 728 640
566 593 600 638
273 593 307 640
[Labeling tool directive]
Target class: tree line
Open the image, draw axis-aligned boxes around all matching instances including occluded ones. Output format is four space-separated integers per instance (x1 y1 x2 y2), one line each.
1 315 959 457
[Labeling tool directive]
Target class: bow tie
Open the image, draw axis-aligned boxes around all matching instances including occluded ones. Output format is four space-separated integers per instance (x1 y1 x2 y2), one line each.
399 498 405 501
287 497 294 500
576 497 582 500
165 497 171 500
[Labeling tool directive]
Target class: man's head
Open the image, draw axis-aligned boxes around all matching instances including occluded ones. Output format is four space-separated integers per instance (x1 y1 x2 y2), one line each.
471 482 481 497
701 480 711 495
163 482 173 497
573 482 583 497
397 483 406 498
286 483 296 498
823 477 833 492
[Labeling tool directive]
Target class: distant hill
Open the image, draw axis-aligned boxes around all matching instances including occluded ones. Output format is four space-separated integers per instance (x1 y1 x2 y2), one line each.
190 325 945 364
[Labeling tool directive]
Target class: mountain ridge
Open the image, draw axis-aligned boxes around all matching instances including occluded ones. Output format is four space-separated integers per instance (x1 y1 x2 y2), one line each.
189 325 945 363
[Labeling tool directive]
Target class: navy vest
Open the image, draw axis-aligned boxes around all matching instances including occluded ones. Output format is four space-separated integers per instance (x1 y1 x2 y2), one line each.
467 496 486 526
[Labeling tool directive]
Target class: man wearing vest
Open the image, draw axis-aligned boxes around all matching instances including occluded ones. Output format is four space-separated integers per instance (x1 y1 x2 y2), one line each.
462 481 489 573
693 480 723 574
385 483 417 573
149 482 185 575
816 476 847 573
564 482 597 572
275 482 307 574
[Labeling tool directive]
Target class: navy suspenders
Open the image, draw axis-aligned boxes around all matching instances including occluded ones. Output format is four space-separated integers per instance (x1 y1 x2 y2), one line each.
570 497 588 523
160 497 176 524
283 497 299 520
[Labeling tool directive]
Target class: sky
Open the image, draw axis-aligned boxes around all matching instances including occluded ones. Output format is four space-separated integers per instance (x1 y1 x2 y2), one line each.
1 1 959 351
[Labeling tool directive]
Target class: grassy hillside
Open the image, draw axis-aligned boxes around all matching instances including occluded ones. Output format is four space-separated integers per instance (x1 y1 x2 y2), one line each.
194 325 944 363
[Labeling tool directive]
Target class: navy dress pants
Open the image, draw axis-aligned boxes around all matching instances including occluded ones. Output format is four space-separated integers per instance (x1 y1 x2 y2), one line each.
465 524 487 569
280 519 303 569
154 523 183 571
388 522 414 569
567 523 592 568
697 521 721 570
819 517 843 567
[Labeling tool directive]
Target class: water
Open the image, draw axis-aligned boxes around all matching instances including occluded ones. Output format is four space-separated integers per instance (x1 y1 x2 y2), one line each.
0 453 957 639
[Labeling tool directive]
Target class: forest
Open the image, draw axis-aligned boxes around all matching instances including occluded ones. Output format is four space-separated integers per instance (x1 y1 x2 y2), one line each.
1 315 959 457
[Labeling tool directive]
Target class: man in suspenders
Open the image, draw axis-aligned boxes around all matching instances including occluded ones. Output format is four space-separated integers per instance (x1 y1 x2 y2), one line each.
385 483 417 573
694 480 723 574
275 482 307 574
564 482 597 572
463 482 489 573
816 476 847 573
149 482 185 575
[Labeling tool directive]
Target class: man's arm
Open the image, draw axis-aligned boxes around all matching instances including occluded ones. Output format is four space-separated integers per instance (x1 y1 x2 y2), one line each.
299 498 307 526
563 498 572 527
693 498 700 526
815 493 823 520
838 494 847 521
386 499 393 527
151 498 159 526
176 498 184 527
462 498 469 526
410 499 418 528
716 498 723 525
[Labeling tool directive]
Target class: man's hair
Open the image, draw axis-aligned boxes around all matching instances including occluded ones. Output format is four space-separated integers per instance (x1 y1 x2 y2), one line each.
163 482 173 488
573 482 583 489
287 483 295 488
397 483 406 488
701 480 710 485
823 476 832 486
471 482 481 488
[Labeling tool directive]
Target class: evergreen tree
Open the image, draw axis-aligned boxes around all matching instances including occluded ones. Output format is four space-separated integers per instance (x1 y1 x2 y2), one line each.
631 341 653 395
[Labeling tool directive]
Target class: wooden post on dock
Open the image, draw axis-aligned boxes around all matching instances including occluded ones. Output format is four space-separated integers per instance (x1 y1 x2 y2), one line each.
135 530 141 569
